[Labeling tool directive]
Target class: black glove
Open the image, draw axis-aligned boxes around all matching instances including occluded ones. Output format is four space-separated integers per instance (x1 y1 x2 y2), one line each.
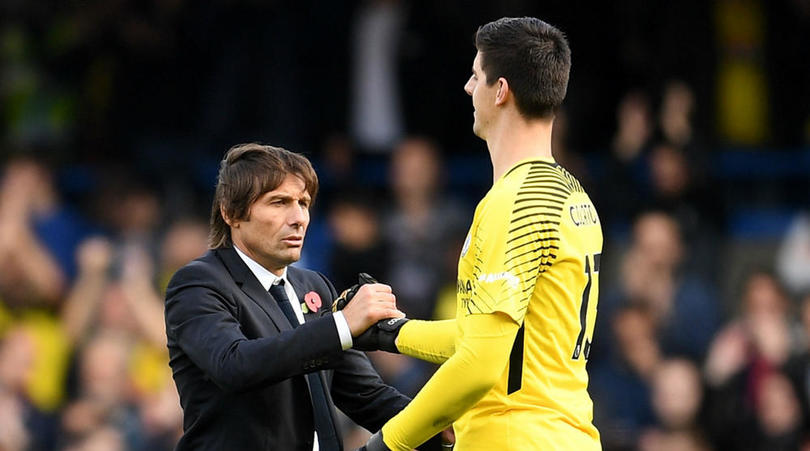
332 272 378 312
353 315 408 353
332 273 409 353
356 430 390 451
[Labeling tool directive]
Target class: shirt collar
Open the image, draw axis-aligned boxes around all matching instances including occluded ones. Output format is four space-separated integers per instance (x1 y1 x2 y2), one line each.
233 245 289 291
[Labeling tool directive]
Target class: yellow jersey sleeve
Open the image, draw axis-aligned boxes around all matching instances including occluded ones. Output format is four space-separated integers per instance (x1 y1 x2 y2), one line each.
382 313 519 451
395 319 457 364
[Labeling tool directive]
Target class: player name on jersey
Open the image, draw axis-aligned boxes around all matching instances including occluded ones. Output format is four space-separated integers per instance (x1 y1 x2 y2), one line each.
569 203 599 227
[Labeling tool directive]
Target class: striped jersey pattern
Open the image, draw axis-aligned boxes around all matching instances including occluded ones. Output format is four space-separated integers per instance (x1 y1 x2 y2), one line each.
453 157 603 450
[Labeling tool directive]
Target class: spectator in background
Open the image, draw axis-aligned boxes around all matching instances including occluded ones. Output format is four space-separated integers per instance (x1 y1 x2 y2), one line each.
658 80 698 150
600 211 720 362
612 91 652 167
751 371 804 450
63 425 126 451
62 238 165 349
61 236 177 448
138 381 183 450
0 156 88 306
291 135 361 276
591 304 659 451
703 269 803 450
0 156 87 421
551 108 591 186
96 176 162 252
776 212 810 296
315 134 357 198
784 292 810 436
327 190 388 290
0 326 56 450
59 332 142 449
645 141 720 278
370 137 465 398
157 218 209 293
599 90 652 234
638 358 711 451
431 234 469 322
383 136 465 320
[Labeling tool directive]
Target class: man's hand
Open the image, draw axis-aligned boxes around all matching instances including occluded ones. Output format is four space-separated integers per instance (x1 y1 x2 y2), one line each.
356 430 390 451
338 274 404 337
332 273 378 312
333 273 409 352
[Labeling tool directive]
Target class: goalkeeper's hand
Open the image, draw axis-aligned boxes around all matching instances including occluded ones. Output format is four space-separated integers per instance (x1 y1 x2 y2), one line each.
333 273 408 353
356 431 390 451
354 315 408 353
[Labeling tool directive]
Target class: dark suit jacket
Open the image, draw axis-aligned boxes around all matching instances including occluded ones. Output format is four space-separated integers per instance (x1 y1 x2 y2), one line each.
165 246 409 450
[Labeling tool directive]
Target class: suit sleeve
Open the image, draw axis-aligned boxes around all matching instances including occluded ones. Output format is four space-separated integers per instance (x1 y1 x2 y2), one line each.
165 262 344 393
315 273 411 431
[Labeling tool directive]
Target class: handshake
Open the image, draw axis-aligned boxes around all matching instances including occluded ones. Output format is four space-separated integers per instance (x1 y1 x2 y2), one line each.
332 273 409 353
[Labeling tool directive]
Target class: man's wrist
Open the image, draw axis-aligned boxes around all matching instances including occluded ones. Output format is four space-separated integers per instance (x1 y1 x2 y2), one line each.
377 317 408 353
333 311 353 350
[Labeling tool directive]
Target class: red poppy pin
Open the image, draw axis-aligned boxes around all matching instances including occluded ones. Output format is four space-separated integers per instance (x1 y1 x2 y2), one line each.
304 291 322 313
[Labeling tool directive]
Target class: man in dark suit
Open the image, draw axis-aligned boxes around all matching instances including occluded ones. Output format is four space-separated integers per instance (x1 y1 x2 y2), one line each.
165 143 410 450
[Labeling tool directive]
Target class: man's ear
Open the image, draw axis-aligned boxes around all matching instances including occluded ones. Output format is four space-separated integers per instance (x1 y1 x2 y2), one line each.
221 205 238 228
495 78 509 106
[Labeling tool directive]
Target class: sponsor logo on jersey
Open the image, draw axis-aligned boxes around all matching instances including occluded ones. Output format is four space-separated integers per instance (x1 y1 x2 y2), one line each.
478 271 519 289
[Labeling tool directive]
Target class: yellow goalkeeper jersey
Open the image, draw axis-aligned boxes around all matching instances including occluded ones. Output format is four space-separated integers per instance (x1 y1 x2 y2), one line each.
454 157 602 450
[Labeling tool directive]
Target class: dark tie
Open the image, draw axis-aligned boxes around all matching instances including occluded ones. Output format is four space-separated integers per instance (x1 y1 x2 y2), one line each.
269 281 340 451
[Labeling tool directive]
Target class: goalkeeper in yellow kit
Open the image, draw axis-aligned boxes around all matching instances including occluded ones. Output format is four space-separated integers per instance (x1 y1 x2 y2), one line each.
350 17 603 451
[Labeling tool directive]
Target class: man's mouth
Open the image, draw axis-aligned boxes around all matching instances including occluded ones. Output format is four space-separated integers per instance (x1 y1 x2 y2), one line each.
281 236 304 246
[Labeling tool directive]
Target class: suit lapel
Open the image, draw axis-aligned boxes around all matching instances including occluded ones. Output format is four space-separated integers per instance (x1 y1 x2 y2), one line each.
215 247 293 331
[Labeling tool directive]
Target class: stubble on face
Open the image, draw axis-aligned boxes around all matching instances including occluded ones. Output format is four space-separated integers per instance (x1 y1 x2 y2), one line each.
467 52 492 140
228 175 310 275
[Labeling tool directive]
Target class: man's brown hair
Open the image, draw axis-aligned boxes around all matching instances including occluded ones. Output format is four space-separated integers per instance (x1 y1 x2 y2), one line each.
475 17 571 119
209 143 318 248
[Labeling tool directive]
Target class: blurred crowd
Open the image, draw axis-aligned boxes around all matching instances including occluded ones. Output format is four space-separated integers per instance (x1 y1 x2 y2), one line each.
1 0 810 450
1 82 809 450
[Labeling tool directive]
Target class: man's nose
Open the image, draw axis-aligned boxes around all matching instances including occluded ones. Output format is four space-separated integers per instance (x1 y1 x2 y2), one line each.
289 205 308 226
464 79 473 96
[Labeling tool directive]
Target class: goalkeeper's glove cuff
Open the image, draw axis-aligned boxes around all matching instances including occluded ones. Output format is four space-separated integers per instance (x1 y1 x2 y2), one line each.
354 316 408 353
357 430 390 451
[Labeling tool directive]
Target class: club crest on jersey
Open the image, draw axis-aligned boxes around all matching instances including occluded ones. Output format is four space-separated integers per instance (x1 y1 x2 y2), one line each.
461 232 471 257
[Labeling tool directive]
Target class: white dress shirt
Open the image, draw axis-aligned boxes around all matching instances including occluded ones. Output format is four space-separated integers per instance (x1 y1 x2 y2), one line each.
233 245 353 349
233 245 354 451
